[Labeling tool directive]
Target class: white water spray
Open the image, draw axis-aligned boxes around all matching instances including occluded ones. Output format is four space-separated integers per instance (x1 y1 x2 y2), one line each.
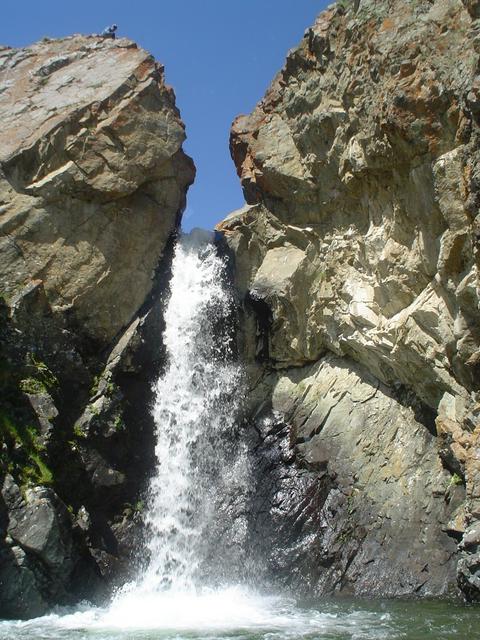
130 229 248 595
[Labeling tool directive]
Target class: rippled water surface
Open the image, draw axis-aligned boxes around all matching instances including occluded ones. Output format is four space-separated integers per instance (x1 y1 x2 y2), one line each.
1 588 478 640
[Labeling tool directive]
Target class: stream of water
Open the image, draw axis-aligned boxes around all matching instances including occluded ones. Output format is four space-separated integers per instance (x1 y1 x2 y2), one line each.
1 230 479 639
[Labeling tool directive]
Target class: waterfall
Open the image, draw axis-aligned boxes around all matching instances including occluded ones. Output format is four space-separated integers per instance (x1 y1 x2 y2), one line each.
135 229 249 594
3 229 467 637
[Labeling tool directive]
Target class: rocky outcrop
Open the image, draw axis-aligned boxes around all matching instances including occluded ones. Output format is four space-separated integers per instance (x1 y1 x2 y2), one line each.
218 0 479 598
0 35 194 617
0 475 96 618
0 35 193 342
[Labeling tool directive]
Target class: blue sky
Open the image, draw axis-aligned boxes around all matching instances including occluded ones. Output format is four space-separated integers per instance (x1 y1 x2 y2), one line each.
1 1 328 230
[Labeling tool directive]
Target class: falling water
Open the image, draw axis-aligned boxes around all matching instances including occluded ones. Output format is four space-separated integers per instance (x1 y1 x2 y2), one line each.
140 228 248 593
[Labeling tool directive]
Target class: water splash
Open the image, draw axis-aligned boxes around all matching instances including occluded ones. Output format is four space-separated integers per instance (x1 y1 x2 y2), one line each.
135 229 247 594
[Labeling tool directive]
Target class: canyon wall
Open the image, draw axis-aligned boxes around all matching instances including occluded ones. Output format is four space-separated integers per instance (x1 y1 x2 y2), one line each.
0 35 194 617
218 0 480 599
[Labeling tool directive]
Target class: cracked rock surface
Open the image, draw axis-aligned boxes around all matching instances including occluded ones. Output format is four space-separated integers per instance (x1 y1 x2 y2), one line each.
218 0 480 598
0 34 194 342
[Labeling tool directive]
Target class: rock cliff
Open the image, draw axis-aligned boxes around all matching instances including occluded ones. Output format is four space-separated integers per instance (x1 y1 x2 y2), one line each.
218 0 480 598
0 35 194 617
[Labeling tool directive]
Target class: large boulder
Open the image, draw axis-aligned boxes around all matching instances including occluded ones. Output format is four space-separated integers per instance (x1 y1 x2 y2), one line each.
0 34 194 343
0 475 98 618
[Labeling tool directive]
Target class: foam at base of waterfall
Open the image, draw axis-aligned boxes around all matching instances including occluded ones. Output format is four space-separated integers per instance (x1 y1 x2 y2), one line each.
3 588 476 640
96 587 309 630
2 587 395 637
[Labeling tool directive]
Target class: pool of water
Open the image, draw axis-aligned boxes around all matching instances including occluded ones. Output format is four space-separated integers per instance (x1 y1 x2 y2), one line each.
0 587 478 640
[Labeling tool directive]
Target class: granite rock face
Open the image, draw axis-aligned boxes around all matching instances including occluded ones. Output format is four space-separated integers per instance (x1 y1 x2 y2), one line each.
218 0 480 598
246 355 459 597
0 35 194 342
0 35 194 617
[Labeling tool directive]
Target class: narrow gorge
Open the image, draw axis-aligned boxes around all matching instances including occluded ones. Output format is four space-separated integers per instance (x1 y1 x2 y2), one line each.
0 0 479 636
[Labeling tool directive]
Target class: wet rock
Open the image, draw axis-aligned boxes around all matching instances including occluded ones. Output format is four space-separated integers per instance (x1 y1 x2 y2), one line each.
0 545 48 619
0 475 99 618
247 356 458 597
458 553 480 599
7 486 74 574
